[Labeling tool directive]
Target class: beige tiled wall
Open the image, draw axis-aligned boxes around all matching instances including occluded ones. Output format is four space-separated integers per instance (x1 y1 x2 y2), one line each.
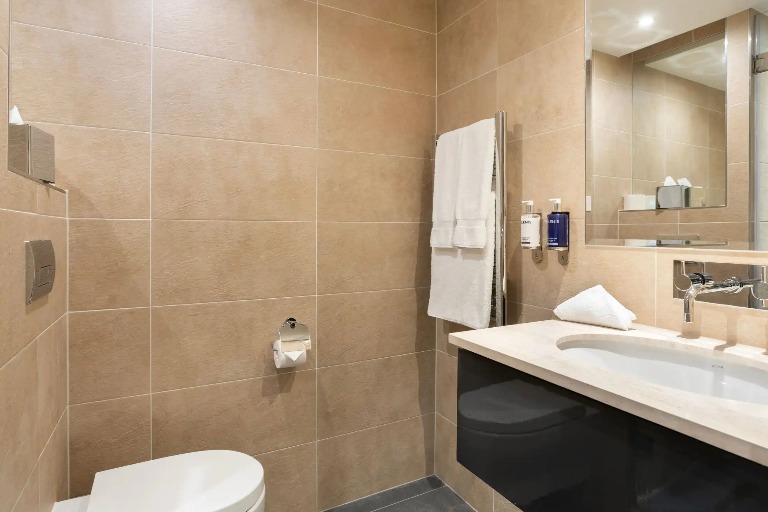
9 1 437 510
434 2 768 511
0 1 69 510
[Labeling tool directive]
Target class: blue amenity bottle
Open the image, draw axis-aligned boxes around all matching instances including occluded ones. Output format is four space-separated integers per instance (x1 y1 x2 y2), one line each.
547 198 569 250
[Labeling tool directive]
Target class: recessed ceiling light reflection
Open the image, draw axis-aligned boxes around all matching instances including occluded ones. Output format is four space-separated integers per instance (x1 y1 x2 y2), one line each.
638 16 655 28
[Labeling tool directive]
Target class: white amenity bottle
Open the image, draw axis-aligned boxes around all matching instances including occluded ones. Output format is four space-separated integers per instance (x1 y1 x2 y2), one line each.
520 200 541 249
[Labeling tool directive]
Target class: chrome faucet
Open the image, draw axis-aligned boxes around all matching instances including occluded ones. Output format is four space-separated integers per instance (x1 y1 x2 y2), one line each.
675 273 768 323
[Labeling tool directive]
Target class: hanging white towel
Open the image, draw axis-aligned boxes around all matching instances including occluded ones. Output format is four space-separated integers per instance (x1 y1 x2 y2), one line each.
430 129 462 248
428 192 496 330
453 118 496 249
554 285 637 331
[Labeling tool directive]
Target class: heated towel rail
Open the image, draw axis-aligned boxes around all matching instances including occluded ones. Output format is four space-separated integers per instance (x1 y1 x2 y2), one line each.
434 111 507 327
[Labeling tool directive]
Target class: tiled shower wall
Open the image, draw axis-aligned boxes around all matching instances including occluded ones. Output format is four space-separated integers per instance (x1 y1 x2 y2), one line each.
433 2 768 512
9 0 437 510
0 3 69 510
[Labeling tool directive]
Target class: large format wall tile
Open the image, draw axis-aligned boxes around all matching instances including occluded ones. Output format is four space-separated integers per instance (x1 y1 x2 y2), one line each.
321 0 436 33
152 372 316 458
12 0 151 44
498 29 584 139
317 415 435 510
437 0 496 94
317 351 435 438
435 350 458 423
436 70 497 134
317 151 432 222
69 220 150 311
497 0 583 66
317 222 430 294
0 343 37 512
11 23 151 130
318 78 435 158
0 210 66 369
69 309 150 404
154 0 317 73
153 49 317 146
35 123 150 219
259 443 317 512
437 0 484 32
152 134 316 221
317 288 434 366
151 296 316 391
152 220 315 305
319 6 435 95
38 416 68 512
70 396 151 497
35 316 67 453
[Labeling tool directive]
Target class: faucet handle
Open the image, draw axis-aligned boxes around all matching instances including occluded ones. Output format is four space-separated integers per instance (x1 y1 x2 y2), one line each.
752 281 768 301
674 272 712 292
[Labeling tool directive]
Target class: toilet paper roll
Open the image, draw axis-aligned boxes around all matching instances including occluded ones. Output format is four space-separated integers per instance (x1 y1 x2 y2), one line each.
273 340 307 369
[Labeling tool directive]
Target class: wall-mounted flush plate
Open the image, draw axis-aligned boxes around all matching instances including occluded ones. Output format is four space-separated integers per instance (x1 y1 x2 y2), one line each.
26 240 55 304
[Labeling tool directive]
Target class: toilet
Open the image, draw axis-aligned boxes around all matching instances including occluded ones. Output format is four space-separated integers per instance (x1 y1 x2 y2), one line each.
53 450 265 512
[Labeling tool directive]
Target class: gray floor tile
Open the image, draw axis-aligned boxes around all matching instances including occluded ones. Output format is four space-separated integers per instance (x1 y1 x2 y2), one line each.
378 487 474 512
324 476 445 512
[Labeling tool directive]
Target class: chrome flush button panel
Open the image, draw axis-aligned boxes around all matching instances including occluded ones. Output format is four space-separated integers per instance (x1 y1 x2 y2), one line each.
25 240 55 304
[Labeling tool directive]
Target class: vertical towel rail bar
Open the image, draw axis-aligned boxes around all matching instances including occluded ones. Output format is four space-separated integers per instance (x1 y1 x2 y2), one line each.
493 111 507 327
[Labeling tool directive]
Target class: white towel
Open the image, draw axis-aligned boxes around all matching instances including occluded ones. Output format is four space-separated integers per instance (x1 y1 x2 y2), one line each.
430 129 462 248
428 193 495 330
554 285 637 331
453 118 496 249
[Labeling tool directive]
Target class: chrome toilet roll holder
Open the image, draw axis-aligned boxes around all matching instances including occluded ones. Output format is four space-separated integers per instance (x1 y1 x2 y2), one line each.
276 317 311 352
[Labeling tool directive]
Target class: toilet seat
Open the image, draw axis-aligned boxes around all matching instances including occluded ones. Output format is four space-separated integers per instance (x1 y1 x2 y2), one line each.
86 450 264 512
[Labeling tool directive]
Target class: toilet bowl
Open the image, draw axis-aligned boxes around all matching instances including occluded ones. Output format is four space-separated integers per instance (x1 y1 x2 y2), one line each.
53 450 265 512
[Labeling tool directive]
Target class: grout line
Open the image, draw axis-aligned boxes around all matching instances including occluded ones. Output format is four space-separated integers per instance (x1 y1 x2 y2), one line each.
16 120 434 161
148 0 155 461
69 286 432 313
318 3 436 35
437 67 497 99
13 20 150 47
370 487 445 512
315 2 320 509
436 0 489 36
0 312 67 375
68 218 428 224
0 204 67 219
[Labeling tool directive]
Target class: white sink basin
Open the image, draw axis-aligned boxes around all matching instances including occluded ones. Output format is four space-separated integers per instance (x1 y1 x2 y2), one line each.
559 337 768 405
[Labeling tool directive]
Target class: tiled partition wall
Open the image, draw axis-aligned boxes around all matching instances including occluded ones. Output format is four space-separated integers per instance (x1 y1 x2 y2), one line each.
0 2 69 509
434 2 768 511
9 1 437 510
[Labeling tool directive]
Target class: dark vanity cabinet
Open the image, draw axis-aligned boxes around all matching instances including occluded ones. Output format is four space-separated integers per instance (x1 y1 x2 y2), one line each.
456 349 768 511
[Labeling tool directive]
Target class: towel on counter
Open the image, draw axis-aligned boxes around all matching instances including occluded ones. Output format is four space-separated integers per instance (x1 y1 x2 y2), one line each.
453 118 496 249
428 193 496 330
554 285 636 331
430 129 462 248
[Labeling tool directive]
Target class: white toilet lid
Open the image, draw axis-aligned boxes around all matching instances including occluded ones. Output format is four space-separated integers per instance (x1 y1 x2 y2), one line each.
86 450 264 512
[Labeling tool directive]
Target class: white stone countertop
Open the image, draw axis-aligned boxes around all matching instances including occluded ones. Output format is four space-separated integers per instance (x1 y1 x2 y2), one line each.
449 320 768 467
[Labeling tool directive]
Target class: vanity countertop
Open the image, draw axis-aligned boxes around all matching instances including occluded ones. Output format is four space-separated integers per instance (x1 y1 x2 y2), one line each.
449 320 768 467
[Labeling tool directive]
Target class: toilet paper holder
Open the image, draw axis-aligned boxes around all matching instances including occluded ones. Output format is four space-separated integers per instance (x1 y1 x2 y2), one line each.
276 317 311 351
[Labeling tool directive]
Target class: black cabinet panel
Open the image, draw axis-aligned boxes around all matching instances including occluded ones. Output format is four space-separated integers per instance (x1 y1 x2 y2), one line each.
456 349 768 511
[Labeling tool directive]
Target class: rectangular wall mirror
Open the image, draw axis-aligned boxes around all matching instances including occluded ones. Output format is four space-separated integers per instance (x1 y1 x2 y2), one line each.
586 0 768 250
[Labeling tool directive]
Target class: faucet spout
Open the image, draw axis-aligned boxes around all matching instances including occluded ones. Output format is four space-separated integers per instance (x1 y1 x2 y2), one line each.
683 285 701 323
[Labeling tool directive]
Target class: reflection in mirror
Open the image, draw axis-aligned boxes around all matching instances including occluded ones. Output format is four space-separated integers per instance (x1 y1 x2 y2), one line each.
587 0 768 249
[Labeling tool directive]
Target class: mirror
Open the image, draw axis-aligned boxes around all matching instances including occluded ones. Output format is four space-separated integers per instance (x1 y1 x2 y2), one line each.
587 0 768 249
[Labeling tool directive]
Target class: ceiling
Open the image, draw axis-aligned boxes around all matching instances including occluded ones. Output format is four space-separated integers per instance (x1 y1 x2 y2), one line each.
646 38 727 91
591 0 768 57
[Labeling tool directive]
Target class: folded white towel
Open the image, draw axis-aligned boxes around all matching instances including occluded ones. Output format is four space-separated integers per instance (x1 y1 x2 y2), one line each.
430 129 462 248
554 285 636 331
428 193 495 330
453 118 495 249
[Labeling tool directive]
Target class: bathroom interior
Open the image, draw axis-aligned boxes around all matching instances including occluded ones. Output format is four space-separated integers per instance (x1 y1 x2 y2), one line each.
5 0 768 511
